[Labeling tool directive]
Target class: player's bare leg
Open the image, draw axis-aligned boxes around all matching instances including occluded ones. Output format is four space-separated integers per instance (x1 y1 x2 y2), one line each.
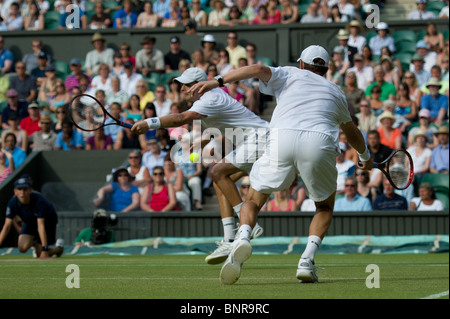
297 192 336 283
17 234 35 253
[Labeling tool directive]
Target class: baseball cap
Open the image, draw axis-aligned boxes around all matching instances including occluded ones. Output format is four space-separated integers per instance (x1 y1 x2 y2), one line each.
93 208 107 218
6 89 18 98
416 40 429 49
376 22 389 30
297 45 329 67
38 51 47 59
70 58 81 65
28 101 39 109
14 177 32 189
124 61 133 68
174 67 207 84
170 36 180 43
418 108 430 118
45 64 56 72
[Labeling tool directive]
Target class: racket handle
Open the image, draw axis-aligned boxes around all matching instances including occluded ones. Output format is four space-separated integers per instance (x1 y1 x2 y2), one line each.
358 160 378 168
121 122 133 129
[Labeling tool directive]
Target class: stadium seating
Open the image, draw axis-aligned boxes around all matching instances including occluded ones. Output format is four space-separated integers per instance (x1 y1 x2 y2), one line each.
435 191 449 210
426 1 446 16
421 173 449 194
396 41 417 55
53 60 70 79
44 11 61 30
256 56 274 67
392 30 417 45
160 72 182 88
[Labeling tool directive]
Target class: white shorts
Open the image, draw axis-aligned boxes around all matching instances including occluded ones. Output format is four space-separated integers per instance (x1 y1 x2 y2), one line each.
250 129 338 202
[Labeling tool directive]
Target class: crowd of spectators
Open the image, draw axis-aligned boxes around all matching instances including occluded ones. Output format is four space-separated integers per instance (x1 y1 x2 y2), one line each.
0 0 448 213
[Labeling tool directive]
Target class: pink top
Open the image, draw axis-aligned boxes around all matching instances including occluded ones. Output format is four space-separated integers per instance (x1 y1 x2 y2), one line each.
0 167 13 184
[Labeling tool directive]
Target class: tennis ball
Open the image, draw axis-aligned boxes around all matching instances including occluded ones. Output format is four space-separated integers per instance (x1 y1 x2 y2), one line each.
190 152 200 163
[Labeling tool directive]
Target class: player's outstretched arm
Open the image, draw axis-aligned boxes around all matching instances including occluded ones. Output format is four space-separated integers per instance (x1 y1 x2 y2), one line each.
131 111 205 135
340 121 373 170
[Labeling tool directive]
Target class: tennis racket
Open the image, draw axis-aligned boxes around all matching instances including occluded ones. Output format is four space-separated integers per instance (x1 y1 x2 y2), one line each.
360 149 414 190
69 94 133 131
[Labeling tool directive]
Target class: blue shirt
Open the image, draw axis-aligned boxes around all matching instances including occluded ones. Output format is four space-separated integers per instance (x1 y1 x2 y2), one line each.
420 94 449 120
430 143 449 173
334 194 372 212
5 146 27 168
373 193 408 210
113 9 138 28
153 0 171 17
55 130 85 150
104 115 125 142
369 35 396 55
0 48 14 70
108 182 139 212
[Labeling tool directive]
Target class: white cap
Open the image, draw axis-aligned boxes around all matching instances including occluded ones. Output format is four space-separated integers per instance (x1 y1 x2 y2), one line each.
376 22 389 30
201 34 216 43
297 45 329 67
174 67 208 84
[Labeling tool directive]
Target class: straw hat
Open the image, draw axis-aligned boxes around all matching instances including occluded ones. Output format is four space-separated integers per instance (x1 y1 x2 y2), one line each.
414 129 429 142
434 125 449 135
346 20 364 32
336 29 350 40
378 111 396 122
91 32 105 43
426 77 442 88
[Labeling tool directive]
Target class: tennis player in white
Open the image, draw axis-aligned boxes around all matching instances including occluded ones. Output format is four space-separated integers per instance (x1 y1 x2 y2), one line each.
188 46 373 284
131 67 269 264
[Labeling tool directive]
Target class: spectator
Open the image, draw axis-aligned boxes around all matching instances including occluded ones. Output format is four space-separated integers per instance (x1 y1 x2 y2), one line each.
1 89 29 129
365 66 396 102
208 0 230 26
84 33 114 75
106 76 128 110
395 82 418 124
413 40 438 73
266 188 298 211
373 177 408 210
136 1 158 28
367 85 383 115
119 42 136 68
65 58 91 92
280 0 299 24
114 118 146 151
166 78 182 104
327 4 344 22
153 85 172 117
49 79 70 113
88 63 112 96
142 138 167 177
301 0 326 23
28 114 57 151
164 36 191 73
341 71 365 110
201 34 219 65
104 102 125 143
19 101 41 137
403 71 423 104
380 55 400 90
135 79 155 110
0 148 14 184
161 0 181 27
346 20 366 53
225 5 249 26
361 44 374 68
110 52 125 77
0 69 10 102
9 62 37 103
190 0 207 26
54 119 84 150
410 182 444 211
437 47 449 80
124 94 143 122
37 0 50 15
37 65 57 105
127 149 151 194
367 129 393 163
336 29 358 67
407 130 432 181
334 176 372 211
4 2 24 31
226 31 247 69
368 22 395 56
89 1 112 29
407 108 438 148
23 1 44 31
420 77 448 126
378 99 409 138
191 49 209 72
420 65 449 95
408 0 436 20
114 0 138 28
217 49 235 76
424 22 444 54
135 36 165 76
377 110 402 150
223 81 244 104
2 132 26 168
266 0 281 23
153 0 172 18
0 36 13 73
86 127 113 150
58 0 87 29
141 165 178 212
163 154 191 211
439 0 449 19
355 168 376 203
1 113 28 151
410 53 431 88
51 104 69 134
236 0 256 22
355 99 377 134
30 52 48 88
430 125 449 174
119 61 143 97
331 46 349 78
346 53 374 91
336 142 356 194
93 167 140 212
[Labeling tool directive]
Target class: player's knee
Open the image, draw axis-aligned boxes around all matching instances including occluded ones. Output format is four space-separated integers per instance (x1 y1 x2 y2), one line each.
18 245 29 253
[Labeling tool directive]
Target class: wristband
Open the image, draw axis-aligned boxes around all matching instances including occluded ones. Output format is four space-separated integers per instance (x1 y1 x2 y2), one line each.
41 246 49 252
145 117 161 129
357 147 371 162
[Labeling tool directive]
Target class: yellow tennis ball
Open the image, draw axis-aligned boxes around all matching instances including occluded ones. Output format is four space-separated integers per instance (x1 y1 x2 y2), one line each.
190 152 200 163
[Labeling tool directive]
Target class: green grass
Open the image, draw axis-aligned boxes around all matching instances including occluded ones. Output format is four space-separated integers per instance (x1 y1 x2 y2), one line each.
0 254 448 299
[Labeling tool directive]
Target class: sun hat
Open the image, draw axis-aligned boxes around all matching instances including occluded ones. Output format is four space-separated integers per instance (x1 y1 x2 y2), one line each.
378 111 396 122
336 29 350 40
414 129 429 142
426 77 442 88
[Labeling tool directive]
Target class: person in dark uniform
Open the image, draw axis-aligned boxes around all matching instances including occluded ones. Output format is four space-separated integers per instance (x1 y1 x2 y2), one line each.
0 177 63 258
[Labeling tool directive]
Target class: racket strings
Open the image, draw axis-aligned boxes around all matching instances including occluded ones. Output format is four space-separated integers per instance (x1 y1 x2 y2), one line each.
70 95 106 131
388 152 411 189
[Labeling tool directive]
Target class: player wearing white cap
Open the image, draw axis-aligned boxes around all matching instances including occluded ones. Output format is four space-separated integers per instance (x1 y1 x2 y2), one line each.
189 45 373 284
131 67 269 264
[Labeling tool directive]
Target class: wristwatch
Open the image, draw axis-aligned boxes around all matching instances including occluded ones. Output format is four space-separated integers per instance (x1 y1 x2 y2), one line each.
214 75 224 87
41 246 49 252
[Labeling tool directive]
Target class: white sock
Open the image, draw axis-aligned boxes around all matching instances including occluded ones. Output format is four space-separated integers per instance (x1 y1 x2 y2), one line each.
233 202 243 218
301 235 322 262
222 217 235 242
236 224 252 241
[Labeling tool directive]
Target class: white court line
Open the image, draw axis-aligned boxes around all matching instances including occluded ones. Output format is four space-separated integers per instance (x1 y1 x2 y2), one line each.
420 290 449 299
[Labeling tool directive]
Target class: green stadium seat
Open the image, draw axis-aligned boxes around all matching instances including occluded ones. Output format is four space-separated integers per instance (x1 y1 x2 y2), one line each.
365 31 377 44
421 173 449 193
427 1 446 16
53 60 70 79
104 1 120 9
392 30 417 44
159 72 182 87
44 11 60 29
416 30 426 41
298 4 309 16
435 191 449 210
443 29 449 41
396 41 417 55
256 56 274 67
0 100 8 112
144 72 161 86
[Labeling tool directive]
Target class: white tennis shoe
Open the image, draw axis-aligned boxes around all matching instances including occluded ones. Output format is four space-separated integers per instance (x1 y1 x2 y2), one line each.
296 258 318 283
205 240 233 265
250 223 264 239
220 238 252 285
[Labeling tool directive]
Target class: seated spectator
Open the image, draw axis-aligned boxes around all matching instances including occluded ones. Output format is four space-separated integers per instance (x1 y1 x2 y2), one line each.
380 55 400 90
142 138 167 174
355 168 377 203
191 49 209 72
110 52 125 77
49 79 70 113
65 58 91 92
30 52 48 88
164 36 191 73
136 1 158 28
208 0 230 26
1 89 29 129
89 64 112 97
166 78 182 104
54 119 84 150
124 94 143 122
265 188 298 211
0 148 14 184
377 111 402 150
119 42 136 68
327 58 343 86
86 127 113 150
135 80 155 111
424 22 444 54
161 0 181 27
406 130 432 182
153 85 172 117
347 53 374 91
403 71 423 104
140 166 178 212
367 129 393 163
331 46 349 79
280 0 299 24
29 114 57 151
365 66 396 103
19 101 41 137
114 0 138 28
89 1 112 29
217 49 235 77
420 77 449 126
0 36 13 74
408 0 436 20
1 113 28 152
4 2 24 31
51 104 69 134
334 177 372 211
2 132 26 168
301 1 326 23
104 102 125 143
9 62 37 103
93 167 140 212
119 61 143 97
410 182 444 211
266 0 281 23
127 149 151 194
24 1 44 31
163 154 191 211
222 81 244 104
373 177 408 210
106 77 129 110
341 71 365 111
135 36 165 76
368 22 396 56
410 53 431 88
346 20 366 53
430 125 449 174
356 99 377 134
377 100 409 137
420 65 449 96
407 108 438 148
58 0 87 29
439 0 449 19
336 142 356 194
395 82 418 123
37 65 57 106
114 118 147 151
413 40 438 73
85 33 114 76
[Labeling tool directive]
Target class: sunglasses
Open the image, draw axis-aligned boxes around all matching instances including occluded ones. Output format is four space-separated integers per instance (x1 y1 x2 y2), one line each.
356 172 367 176
153 172 164 176
345 184 356 187
128 156 139 159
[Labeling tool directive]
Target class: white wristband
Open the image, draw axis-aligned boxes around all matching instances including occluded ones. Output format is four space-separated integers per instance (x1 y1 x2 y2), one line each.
357 147 371 162
145 117 161 129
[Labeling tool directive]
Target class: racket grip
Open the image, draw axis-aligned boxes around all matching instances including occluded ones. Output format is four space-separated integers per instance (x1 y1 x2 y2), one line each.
121 122 133 129
358 160 378 168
